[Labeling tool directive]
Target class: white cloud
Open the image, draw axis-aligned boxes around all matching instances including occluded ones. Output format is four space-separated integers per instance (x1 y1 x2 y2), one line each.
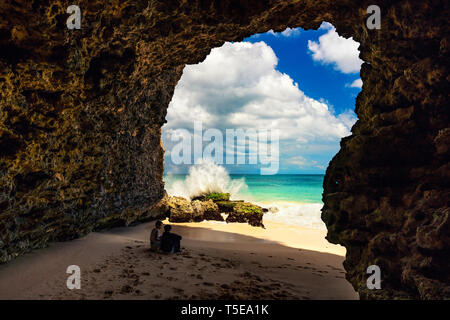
308 22 363 74
281 28 301 37
265 27 301 37
348 78 363 88
163 41 357 172
286 155 308 167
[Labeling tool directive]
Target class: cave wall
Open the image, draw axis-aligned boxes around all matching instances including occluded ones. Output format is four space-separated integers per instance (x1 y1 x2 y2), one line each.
0 0 448 299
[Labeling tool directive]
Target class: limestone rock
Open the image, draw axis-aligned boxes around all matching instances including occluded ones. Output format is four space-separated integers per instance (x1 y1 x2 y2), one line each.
167 196 195 223
226 202 264 228
201 200 223 222
192 193 230 202
216 200 244 213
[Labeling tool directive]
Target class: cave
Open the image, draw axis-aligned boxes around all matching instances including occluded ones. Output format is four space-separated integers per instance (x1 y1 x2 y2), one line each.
0 1 448 300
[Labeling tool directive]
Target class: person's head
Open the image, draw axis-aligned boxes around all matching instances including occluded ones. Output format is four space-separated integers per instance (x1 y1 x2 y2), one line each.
164 224 172 233
155 220 163 229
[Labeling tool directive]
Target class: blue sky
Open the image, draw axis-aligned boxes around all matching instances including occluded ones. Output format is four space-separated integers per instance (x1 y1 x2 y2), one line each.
163 23 363 174
244 27 361 116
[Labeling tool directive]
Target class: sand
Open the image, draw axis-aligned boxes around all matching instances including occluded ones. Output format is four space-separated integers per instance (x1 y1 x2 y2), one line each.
0 220 358 300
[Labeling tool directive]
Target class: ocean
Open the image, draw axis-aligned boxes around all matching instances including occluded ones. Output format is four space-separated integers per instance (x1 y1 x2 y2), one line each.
164 163 326 230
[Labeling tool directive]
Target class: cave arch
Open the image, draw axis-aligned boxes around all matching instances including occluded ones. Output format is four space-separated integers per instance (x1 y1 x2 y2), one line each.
0 1 448 299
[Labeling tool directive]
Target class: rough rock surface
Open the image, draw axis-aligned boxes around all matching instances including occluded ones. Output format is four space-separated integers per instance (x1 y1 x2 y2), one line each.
192 192 230 202
226 202 264 228
0 0 448 299
168 196 223 223
168 197 195 222
168 195 264 225
199 200 223 222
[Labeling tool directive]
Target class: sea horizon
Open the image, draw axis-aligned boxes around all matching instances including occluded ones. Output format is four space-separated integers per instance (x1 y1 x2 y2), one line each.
164 172 326 230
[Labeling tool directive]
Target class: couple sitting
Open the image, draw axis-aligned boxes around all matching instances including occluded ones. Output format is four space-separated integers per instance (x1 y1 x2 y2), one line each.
150 221 182 253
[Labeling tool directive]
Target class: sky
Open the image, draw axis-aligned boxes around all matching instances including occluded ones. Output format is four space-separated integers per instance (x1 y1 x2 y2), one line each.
162 22 363 174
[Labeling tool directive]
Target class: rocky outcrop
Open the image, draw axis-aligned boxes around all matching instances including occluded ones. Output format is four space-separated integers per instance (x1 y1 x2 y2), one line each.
192 192 231 202
167 196 223 222
197 200 223 222
168 194 265 227
226 202 264 228
0 0 448 299
167 196 196 222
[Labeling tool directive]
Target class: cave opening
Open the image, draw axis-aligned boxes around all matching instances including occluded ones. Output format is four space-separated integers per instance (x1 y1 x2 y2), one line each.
161 23 362 264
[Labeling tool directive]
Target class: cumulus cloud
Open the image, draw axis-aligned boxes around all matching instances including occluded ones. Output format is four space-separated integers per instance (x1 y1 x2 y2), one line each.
163 41 357 173
348 78 363 88
308 22 363 74
266 27 302 37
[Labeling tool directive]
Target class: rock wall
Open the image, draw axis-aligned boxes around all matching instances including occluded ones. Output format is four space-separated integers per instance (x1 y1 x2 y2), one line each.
0 0 448 299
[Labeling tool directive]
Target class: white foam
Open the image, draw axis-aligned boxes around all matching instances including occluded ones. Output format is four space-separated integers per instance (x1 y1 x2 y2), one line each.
258 201 326 230
164 161 248 200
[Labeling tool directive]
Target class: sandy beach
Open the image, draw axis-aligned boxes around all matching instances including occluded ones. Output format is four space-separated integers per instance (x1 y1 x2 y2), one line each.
0 220 358 300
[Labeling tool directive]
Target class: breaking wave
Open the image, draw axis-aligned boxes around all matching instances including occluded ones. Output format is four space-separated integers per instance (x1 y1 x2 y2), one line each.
164 161 247 200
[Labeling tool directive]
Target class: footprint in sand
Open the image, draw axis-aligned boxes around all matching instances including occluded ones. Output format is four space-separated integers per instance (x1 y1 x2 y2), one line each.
120 285 134 294
319 270 329 274
297 266 310 270
104 290 114 297
203 282 214 287
172 288 184 294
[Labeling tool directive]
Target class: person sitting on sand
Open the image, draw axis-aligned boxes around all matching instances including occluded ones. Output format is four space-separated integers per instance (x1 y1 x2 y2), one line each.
150 220 163 251
160 225 182 253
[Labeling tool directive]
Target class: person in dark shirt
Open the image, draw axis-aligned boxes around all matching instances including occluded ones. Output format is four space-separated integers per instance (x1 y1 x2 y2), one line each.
160 225 182 253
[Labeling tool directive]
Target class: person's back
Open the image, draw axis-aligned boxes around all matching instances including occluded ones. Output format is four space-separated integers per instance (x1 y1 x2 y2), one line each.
150 221 163 251
160 225 182 253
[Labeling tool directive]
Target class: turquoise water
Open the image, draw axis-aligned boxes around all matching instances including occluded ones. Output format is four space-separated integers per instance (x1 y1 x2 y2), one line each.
229 174 324 203
164 174 324 204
